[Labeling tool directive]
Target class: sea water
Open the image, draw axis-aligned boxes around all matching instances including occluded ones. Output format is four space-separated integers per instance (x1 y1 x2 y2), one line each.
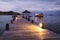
0 15 12 36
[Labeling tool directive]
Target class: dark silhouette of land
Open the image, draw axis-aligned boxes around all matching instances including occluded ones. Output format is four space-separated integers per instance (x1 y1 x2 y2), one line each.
22 10 31 13
0 11 20 15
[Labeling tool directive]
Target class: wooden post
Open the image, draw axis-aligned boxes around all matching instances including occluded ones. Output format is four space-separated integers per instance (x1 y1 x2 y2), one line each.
39 16 44 28
28 18 30 21
22 16 24 18
12 16 14 18
31 20 34 23
27 16 30 21
6 24 9 30
13 16 16 21
42 22 44 28
40 22 44 28
25 16 27 19
11 20 13 24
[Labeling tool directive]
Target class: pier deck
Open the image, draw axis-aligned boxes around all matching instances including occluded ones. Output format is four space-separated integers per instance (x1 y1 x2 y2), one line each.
0 16 60 40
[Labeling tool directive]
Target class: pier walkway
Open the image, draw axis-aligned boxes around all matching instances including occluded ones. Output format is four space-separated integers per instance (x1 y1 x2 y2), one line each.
0 16 60 40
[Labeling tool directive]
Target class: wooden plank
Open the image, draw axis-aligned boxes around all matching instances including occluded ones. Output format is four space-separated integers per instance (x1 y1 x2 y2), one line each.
0 16 60 40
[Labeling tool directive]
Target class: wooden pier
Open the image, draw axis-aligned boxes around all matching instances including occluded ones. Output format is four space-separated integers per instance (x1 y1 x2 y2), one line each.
0 16 60 40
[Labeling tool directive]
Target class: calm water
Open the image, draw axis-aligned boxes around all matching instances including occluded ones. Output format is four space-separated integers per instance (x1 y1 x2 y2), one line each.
0 15 12 36
44 16 60 35
0 15 60 36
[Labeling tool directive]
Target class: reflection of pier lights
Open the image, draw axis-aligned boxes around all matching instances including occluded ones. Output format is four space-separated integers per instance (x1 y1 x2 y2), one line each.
35 13 44 28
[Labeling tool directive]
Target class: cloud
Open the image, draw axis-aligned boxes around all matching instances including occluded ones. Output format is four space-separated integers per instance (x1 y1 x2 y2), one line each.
0 1 16 11
0 0 60 12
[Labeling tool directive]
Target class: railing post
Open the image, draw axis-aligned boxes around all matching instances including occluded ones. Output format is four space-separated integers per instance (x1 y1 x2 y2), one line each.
39 22 44 28
31 20 34 23
11 20 13 24
13 16 16 21
25 16 27 19
6 24 9 30
27 16 31 21
22 16 24 18
42 22 44 28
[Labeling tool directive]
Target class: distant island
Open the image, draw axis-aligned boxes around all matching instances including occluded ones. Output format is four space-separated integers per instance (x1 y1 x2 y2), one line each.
0 11 20 15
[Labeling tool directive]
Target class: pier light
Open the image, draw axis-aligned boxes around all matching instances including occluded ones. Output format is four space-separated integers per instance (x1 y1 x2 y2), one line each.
39 22 44 28
16 17 20 19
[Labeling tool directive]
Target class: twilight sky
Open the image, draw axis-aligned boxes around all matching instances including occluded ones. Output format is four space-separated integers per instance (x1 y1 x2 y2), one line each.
0 0 60 12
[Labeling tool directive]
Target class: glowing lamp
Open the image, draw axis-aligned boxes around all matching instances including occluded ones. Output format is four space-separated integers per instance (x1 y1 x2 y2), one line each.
39 22 44 28
16 17 20 19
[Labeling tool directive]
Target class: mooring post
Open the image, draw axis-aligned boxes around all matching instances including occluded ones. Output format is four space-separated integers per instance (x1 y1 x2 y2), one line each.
28 17 30 21
31 20 34 23
6 24 9 30
25 16 27 19
39 22 44 29
11 20 13 24
39 16 44 28
42 22 44 28
22 16 24 18
12 16 14 18
13 16 16 21
41 16 44 28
